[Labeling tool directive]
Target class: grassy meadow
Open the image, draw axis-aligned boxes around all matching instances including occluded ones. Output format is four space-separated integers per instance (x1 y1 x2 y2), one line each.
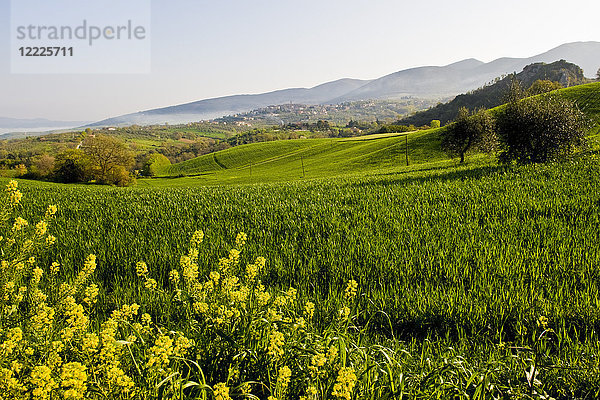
2 82 600 399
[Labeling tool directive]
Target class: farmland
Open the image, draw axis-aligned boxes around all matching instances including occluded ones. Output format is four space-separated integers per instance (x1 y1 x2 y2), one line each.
5 153 600 397
2 82 600 398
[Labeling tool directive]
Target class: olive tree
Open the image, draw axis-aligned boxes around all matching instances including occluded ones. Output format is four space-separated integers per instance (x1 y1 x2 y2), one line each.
496 94 589 164
441 107 497 163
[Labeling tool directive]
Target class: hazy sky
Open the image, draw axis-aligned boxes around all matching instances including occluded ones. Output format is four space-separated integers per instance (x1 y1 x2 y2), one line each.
1 0 599 121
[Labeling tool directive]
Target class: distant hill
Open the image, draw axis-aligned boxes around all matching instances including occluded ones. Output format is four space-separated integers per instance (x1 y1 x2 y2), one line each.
87 79 372 126
87 41 600 127
399 60 590 126
0 117 89 137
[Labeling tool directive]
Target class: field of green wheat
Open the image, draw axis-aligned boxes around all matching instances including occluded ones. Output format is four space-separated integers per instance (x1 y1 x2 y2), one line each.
2 83 600 399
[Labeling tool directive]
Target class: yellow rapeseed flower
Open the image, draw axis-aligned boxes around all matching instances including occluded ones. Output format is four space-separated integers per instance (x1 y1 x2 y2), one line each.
45 204 58 218
61 362 87 399
46 235 56 246
277 365 292 389
305 301 315 320
190 230 204 248
345 280 358 300
136 261 148 277
169 269 180 285
268 329 285 360
235 232 247 248
83 284 99 306
35 221 48 236
30 365 57 400
144 278 158 290
213 382 232 400
332 367 357 400
12 217 28 232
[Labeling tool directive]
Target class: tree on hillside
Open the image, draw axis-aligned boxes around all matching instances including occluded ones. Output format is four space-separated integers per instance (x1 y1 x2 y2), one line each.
496 93 589 164
81 135 134 184
597 67 600 81
526 80 562 96
441 107 497 163
430 120 441 129
32 154 56 177
141 153 171 176
53 149 92 183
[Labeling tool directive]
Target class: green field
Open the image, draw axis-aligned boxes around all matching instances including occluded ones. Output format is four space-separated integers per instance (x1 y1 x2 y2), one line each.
3 83 600 398
148 129 444 186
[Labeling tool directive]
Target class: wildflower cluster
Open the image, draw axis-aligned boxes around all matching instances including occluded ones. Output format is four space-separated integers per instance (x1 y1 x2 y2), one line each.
0 181 194 399
0 180 377 399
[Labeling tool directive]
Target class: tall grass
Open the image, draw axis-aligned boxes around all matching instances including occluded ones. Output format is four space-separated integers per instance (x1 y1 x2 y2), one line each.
3 156 600 397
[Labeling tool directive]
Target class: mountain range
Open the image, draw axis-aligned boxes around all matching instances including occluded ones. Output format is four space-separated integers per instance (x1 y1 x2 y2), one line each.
81 41 599 127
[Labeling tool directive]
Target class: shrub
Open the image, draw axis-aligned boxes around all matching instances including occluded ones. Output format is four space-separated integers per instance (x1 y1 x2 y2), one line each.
496 94 589 164
141 153 171 177
441 107 497 163
53 149 93 183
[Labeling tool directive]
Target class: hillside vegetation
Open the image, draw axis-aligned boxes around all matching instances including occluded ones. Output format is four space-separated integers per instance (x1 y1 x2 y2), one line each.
401 60 591 126
150 80 600 186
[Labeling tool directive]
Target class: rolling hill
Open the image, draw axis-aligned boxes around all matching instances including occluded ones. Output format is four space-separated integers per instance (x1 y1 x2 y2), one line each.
89 42 600 127
148 129 446 185
145 81 600 186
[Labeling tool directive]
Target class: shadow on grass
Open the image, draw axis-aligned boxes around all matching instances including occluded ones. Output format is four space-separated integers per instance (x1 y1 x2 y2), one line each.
350 163 509 189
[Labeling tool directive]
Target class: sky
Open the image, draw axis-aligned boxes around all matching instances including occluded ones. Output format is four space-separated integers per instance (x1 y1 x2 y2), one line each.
1 0 599 122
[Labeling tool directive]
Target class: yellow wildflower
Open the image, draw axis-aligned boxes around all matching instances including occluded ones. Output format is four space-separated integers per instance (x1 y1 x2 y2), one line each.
61 362 87 399
327 345 339 364
147 335 174 368
277 365 292 389
268 329 285 360
83 284 99 306
190 230 204 248
45 204 58 218
46 235 56 246
32 267 44 285
305 301 315 320
30 365 57 400
169 269 180 285
235 232 247 248
12 217 28 232
213 382 232 400
332 367 357 400
339 306 350 321
144 278 158 290
35 221 48 236
136 261 148 277
345 279 358 300
82 333 99 353
50 261 60 274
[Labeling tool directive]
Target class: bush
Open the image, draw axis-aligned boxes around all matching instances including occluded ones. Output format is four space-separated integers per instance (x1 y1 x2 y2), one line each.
53 149 93 183
441 107 497 163
496 94 589 164
141 153 171 177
